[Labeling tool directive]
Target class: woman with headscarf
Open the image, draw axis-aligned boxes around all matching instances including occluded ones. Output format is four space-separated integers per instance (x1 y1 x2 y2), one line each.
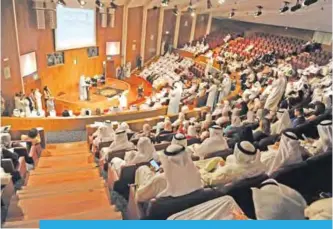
100 129 135 162
270 109 292 135
135 144 203 202
110 137 155 175
92 125 115 155
198 141 265 186
307 120 332 155
252 179 307 219
260 131 305 175
264 71 287 111
191 126 229 159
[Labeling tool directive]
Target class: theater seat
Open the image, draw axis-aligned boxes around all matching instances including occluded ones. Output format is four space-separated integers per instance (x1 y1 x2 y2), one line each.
305 151 332 197
140 188 222 220
270 161 311 203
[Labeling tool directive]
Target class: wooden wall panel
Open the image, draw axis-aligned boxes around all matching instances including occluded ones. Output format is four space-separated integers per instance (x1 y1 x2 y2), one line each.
161 9 176 53
126 7 143 69
144 8 159 62
1 0 22 114
178 13 192 48
10 1 124 99
194 14 209 41
211 18 315 41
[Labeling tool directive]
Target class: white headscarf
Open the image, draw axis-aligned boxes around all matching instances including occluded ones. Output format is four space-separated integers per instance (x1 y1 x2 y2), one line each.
208 141 265 186
171 133 188 147
271 110 291 135
158 144 203 198
212 103 223 117
194 126 229 158
231 116 241 127
0 133 11 148
93 126 114 146
118 122 132 133
305 198 332 220
167 195 244 220
172 112 185 127
313 120 332 154
187 125 198 138
130 137 155 164
265 132 304 175
107 129 135 153
252 179 307 220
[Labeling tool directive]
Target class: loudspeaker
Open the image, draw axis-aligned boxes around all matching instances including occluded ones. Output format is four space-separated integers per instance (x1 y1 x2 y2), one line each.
33 1 45 30
108 8 115 28
100 7 107 28
45 1 57 29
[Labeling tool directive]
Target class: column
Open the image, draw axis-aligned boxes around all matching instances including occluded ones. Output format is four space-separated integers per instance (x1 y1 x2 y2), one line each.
206 12 212 35
173 13 181 48
189 13 197 42
156 8 164 56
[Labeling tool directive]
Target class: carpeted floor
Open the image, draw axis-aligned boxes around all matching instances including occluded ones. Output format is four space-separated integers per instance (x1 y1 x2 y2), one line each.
46 130 86 144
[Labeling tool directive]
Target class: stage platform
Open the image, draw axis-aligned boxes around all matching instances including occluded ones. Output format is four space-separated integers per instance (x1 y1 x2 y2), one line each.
54 76 153 115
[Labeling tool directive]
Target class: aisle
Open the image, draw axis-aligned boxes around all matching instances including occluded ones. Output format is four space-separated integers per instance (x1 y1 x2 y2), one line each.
3 142 122 228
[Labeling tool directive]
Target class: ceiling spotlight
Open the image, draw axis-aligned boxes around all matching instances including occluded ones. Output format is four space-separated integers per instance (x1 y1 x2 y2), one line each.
280 1 290 14
254 5 263 17
173 5 179 16
303 0 318 6
57 0 66 5
218 0 225 4
77 0 86 6
229 9 236 18
95 0 104 8
161 0 169 7
110 0 118 9
207 0 212 9
291 0 302 11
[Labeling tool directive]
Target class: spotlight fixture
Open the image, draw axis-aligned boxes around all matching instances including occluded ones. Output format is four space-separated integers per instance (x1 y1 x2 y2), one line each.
218 0 225 4
161 0 169 7
207 0 212 9
280 1 290 14
95 0 104 8
110 0 118 9
57 0 66 5
191 10 196 17
229 9 236 18
173 5 179 16
290 0 302 12
303 0 318 6
77 0 86 6
254 5 263 17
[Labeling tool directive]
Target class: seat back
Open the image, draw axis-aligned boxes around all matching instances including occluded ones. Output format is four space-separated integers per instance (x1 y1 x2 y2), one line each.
114 162 150 200
270 161 311 202
305 151 332 195
1 159 15 173
204 148 233 160
142 188 222 220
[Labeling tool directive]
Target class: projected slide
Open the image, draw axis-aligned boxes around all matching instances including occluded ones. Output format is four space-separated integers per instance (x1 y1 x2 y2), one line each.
55 5 96 51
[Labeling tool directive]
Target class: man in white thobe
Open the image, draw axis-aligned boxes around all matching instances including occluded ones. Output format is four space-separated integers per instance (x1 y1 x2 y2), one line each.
79 75 88 101
167 82 182 115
